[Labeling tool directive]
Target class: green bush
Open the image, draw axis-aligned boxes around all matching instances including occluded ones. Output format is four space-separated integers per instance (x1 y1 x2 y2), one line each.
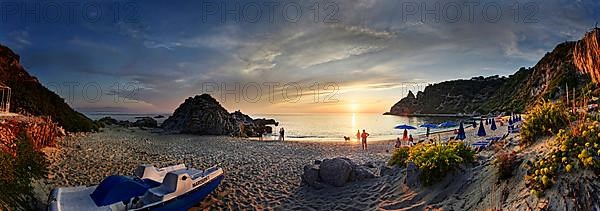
0 131 48 210
521 101 569 145
388 147 409 167
397 142 475 185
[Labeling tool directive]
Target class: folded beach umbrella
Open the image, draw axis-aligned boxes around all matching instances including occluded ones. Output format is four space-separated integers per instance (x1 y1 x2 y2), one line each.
490 118 497 130
508 117 513 125
477 120 487 137
438 121 457 128
456 122 466 140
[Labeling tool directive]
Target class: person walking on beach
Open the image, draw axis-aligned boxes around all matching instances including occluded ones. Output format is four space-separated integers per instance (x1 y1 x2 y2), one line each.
361 129 370 150
408 134 414 146
279 127 285 141
356 130 361 141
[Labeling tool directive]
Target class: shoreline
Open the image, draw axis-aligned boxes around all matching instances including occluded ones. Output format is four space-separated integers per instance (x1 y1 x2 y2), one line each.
382 112 474 117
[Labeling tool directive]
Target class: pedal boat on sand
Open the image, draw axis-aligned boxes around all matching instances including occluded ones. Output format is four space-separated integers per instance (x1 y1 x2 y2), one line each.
48 164 224 211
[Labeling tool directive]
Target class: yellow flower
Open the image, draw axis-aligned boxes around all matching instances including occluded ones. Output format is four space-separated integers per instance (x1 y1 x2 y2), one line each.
542 175 549 186
530 189 537 196
566 164 573 172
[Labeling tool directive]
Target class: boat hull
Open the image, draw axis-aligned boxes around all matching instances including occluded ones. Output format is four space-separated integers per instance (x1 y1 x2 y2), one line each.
145 175 224 211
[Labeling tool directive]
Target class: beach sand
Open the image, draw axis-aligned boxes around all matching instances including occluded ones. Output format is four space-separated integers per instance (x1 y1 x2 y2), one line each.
33 123 532 210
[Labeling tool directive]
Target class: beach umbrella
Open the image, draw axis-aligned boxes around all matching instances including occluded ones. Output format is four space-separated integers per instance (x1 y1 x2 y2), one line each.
395 124 416 140
472 121 477 128
456 122 466 140
438 121 457 128
508 117 513 125
490 118 497 130
420 123 438 137
477 120 487 137
419 123 438 128
394 124 417 130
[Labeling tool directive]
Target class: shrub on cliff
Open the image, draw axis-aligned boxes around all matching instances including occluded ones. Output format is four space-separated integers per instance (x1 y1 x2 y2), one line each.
495 151 518 180
521 101 569 145
0 131 48 210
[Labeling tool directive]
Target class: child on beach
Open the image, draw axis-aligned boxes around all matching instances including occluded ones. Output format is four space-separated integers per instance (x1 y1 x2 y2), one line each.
361 129 369 150
395 137 401 148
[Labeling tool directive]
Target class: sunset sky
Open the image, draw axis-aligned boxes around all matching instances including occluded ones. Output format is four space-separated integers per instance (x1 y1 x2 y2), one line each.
1 0 599 114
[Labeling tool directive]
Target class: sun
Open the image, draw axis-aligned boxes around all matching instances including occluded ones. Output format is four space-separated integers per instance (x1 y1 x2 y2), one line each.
349 103 358 112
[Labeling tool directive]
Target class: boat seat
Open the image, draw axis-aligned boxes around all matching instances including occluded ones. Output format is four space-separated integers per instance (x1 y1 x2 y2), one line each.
134 164 186 183
145 170 193 202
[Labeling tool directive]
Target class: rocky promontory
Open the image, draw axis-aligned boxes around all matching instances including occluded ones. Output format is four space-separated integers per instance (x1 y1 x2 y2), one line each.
388 28 600 115
162 94 277 137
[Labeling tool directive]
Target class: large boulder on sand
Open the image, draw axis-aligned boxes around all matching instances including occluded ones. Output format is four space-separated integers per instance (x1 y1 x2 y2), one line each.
162 94 241 135
319 158 354 187
302 157 376 188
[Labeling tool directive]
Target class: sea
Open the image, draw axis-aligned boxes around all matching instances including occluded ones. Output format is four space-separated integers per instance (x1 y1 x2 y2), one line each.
84 112 467 142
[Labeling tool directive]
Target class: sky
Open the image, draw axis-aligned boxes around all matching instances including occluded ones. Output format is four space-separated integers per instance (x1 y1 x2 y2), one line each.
0 0 599 114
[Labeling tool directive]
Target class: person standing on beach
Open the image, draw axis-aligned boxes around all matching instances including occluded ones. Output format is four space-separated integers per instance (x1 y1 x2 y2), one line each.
356 130 361 141
279 127 285 141
361 129 369 150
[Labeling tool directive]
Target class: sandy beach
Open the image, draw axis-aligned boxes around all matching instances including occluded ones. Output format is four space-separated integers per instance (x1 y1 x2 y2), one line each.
29 121 529 210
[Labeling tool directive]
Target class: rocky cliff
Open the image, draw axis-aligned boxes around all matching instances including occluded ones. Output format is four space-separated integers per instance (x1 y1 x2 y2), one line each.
162 94 278 136
574 28 600 83
0 44 97 132
389 76 508 115
388 28 600 115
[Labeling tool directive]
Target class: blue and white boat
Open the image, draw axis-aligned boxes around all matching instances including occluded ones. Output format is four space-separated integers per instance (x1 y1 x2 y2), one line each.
48 164 224 211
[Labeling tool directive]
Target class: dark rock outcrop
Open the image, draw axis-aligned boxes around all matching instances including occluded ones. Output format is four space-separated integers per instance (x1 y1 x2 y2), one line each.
301 157 376 188
163 95 279 136
133 117 158 128
162 94 240 135
0 44 97 132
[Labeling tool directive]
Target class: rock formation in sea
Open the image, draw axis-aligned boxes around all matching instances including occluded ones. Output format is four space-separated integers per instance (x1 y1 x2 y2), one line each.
162 94 278 136
0 44 97 132
388 28 600 115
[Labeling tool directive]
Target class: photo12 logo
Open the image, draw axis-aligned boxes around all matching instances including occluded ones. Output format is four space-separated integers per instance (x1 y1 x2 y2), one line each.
201 82 340 104
0 1 139 24
199 0 340 23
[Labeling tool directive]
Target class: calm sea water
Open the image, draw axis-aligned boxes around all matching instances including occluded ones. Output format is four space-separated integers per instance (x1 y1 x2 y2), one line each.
84 112 465 141
247 113 465 141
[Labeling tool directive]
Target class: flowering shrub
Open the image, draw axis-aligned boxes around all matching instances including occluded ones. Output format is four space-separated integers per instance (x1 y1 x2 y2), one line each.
388 147 409 167
526 121 600 196
521 101 569 145
389 142 476 185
